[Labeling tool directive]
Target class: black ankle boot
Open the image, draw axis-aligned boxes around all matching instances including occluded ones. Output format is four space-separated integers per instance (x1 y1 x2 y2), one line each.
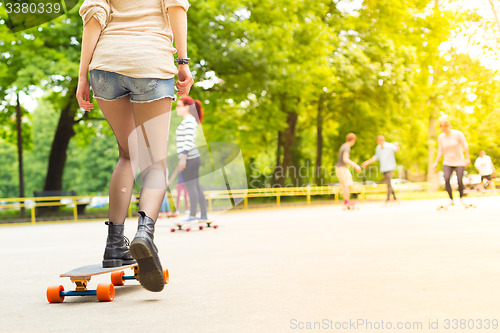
102 221 137 268
129 211 164 292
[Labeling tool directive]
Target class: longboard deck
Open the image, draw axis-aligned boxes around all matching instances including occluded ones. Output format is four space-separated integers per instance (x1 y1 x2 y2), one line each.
437 203 476 211
61 263 137 279
175 220 215 227
171 220 217 232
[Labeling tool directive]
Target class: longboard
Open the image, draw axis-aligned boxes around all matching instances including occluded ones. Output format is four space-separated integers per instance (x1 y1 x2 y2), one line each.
342 202 359 211
46 263 169 303
437 203 476 211
171 220 218 232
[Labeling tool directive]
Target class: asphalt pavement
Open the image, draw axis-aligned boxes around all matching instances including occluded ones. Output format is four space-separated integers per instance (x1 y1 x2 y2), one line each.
1 197 499 333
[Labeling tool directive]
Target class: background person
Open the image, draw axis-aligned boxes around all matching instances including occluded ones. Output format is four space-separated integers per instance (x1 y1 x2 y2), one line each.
159 192 176 218
176 97 209 222
362 136 400 203
168 166 190 213
336 133 362 207
433 119 471 206
475 150 496 193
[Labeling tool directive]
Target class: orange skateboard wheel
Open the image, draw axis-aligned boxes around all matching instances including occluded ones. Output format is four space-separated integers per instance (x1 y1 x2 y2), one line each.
46 285 65 303
111 271 125 286
163 269 169 284
96 283 115 302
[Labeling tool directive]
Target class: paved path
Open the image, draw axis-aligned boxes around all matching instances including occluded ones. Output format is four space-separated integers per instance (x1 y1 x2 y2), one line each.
1 197 499 332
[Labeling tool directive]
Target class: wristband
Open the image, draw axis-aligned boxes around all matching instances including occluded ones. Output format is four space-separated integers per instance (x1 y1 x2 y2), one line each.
175 58 190 65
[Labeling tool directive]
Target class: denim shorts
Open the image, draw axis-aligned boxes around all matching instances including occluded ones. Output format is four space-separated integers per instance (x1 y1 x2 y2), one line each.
89 69 176 103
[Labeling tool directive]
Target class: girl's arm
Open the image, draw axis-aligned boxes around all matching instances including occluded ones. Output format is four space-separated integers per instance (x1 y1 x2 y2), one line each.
76 17 101 111
168 6 193 96
463 146 471 167
168 167 179 185
461 133 471 167
433 137 443 170
433 151 443 171
362 157 377 168
343 151 361 172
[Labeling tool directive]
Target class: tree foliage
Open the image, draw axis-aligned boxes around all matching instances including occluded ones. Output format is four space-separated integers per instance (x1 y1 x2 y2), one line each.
1 0 500 198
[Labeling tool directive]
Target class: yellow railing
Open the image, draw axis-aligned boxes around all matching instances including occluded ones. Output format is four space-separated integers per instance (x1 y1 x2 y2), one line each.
205 182 432 209
0 183 432 224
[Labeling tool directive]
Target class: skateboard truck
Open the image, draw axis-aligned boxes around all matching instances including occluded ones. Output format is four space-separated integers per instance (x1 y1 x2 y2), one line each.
47 276 115 303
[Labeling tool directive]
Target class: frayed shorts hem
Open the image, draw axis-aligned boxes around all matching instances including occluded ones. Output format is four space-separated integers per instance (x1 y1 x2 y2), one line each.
131 95 176 103
94 92 132 102
94 93 176 103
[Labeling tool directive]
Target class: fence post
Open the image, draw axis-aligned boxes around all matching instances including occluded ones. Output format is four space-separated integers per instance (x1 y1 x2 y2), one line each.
306 186 311 206
31 204 36 224
73 196 78 222
244 197 248 210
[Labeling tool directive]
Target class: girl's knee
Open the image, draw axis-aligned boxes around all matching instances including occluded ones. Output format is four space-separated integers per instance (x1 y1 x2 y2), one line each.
118 145 131 160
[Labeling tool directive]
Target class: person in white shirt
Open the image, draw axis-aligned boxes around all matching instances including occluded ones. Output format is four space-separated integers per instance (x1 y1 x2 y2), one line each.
362 135 400 203
475 151 496 192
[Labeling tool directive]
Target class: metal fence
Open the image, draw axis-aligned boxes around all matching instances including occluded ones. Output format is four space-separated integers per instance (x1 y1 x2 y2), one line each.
0 183 432 224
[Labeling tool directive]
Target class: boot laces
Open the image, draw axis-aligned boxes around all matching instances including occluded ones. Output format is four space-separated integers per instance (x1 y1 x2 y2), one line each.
124 236 131 247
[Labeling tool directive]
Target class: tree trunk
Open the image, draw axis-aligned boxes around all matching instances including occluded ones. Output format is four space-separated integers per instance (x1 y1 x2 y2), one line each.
16 92 25 217
427 109 439 188
277 111 298 186
315 96 324 185
43 86 78 193
273 130 283 185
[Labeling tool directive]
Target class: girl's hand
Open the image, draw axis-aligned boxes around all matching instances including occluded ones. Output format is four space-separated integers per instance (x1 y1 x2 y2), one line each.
178 157 187 171
176 65 194 96
76 76 94 111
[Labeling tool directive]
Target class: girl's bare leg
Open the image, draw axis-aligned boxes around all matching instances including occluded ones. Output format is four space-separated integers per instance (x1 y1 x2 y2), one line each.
96 95 137 267
128 97 172 292
131 98 172 221
97 96 136 225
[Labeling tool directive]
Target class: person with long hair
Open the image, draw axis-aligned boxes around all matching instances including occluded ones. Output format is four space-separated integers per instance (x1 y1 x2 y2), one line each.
175 97 208 222
433 119 471 206
76 0 193 292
